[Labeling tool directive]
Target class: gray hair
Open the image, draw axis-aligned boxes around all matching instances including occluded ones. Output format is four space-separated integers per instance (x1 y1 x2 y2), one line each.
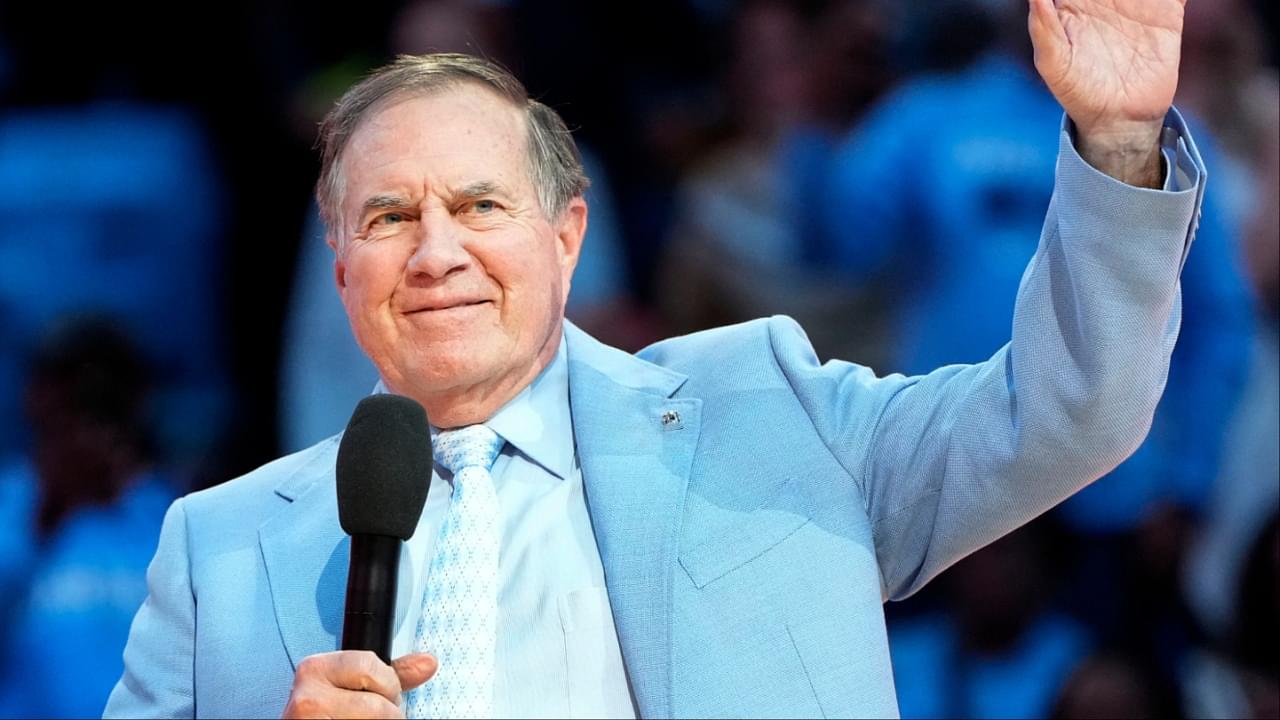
316 53 589 238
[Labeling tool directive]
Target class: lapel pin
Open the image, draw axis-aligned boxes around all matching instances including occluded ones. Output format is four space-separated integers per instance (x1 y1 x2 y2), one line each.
661 410 682 429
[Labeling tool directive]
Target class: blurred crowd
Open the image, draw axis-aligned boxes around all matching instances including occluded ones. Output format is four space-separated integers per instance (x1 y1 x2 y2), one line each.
0 0 1275 717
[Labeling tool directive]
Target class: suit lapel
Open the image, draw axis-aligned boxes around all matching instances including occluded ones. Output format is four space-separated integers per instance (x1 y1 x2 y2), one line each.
565 324 701 718
258 441 349 670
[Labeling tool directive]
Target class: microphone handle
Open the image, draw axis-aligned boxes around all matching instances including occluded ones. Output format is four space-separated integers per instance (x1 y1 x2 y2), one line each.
342 534 401 663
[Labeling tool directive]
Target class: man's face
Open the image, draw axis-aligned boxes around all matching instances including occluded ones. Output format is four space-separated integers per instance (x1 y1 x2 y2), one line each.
333 85 585 421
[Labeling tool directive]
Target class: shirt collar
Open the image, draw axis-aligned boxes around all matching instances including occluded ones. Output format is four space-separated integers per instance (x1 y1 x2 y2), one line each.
483 335 574 480
371 335 574 481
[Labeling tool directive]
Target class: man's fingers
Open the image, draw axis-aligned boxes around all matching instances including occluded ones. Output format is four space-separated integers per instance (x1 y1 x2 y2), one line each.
284 684 402 720
391 652 438 692
1029 0 1070 55
285 651 407 718
1027 0 1064 48
1028 0 1068 78
297 650 403 700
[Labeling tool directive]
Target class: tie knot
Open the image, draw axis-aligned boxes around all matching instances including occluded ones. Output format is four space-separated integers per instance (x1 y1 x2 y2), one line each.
433 424 504 475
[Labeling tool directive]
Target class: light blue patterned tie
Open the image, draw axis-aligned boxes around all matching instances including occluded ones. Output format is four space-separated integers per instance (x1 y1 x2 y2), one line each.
408 425 504 719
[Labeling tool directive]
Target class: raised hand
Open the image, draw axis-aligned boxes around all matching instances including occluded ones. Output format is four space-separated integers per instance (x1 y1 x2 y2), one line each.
1027 0 1186 186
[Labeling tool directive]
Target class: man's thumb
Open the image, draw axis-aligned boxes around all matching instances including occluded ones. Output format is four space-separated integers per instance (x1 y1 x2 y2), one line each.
391 652 438 692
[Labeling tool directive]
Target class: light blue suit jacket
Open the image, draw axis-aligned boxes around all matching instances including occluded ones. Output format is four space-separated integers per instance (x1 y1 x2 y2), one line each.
106 114 1205 719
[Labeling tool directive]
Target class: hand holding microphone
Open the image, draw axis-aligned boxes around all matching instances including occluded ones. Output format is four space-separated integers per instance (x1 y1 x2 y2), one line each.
283 395 435 719
283 650 436 719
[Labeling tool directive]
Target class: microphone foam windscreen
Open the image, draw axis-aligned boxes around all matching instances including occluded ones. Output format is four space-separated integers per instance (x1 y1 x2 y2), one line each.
336 394 432 540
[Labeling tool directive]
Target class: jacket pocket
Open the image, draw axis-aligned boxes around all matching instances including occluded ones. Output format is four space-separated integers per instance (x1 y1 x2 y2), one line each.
678 477 810 589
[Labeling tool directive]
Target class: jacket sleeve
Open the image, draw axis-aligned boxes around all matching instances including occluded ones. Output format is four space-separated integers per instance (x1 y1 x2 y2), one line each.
770 108 1205 601
103 498 196 718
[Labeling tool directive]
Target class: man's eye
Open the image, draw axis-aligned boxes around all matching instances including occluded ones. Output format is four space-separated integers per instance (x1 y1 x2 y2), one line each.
377 212 405 225
470 199 497 214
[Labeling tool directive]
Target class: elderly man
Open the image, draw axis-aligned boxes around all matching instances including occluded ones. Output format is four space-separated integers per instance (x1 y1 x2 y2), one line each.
107 1 1204 717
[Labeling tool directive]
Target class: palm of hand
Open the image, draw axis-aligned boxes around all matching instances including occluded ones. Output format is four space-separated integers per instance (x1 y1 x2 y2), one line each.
1031 0 1185 135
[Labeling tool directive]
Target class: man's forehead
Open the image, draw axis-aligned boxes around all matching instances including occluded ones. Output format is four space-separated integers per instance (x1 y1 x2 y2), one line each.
339 86 530 199
353 84 525 149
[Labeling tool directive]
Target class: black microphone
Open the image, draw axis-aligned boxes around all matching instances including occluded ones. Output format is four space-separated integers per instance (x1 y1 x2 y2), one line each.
336 394 432 663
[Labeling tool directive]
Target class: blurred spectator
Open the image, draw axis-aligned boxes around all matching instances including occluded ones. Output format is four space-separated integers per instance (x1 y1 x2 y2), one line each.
1181 515 1280 720
279 0 636 451
1182 319 1279 645
889 522 1094 719
279 209 380 452
659 0 897 365
1050 652 1180 719
0 103 229 472
0 316 175 718
818 1 1256 647
1181 28 1279 658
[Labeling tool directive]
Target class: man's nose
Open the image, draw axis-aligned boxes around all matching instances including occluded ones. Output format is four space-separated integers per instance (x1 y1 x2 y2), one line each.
406 214 471 280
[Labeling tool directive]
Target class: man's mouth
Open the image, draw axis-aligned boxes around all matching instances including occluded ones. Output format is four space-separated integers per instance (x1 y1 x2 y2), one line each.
405 300 491 314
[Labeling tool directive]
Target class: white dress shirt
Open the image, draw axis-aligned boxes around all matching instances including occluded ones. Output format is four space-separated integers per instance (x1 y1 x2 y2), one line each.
387 338 637 718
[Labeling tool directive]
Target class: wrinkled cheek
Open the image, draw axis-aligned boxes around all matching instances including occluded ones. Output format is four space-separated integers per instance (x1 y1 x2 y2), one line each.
345 302 392 360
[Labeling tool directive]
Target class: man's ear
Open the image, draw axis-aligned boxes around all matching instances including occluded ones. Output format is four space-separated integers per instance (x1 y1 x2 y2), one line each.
556 197 588 289
334 257 348 293
327 231 348 293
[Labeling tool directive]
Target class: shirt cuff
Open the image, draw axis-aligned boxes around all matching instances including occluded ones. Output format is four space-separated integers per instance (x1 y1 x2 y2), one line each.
1158 107 1204 194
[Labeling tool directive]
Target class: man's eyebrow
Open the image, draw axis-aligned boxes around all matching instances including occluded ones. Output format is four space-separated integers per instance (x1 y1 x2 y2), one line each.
360 194 414 215
456 181 506 200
